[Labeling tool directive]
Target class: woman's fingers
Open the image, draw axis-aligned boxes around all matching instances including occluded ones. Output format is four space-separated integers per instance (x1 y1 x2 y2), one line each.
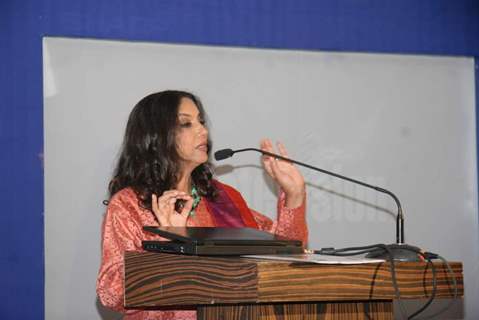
260 138 274 155
260 139 305 190
158 191 188 208
260 138 275 178
262 157 275 178
161 190 188 200
151 190 193 226
277 141 290 158
151 193 160 215
261 139 292 179
180 197 194 217
269 154 288 182
152 193 170 226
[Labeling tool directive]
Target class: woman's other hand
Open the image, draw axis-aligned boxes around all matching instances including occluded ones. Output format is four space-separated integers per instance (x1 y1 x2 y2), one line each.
260 139 305 208
151 190 193 226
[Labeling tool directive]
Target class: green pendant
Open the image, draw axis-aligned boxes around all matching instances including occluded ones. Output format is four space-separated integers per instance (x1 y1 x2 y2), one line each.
189 186 201 217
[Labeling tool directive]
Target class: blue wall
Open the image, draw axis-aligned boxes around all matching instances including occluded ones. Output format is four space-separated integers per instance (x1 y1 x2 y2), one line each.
1 0 478 318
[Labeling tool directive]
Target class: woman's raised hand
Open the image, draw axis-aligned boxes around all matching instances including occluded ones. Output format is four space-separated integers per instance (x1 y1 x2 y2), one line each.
260 139 305 208
151 190 193 226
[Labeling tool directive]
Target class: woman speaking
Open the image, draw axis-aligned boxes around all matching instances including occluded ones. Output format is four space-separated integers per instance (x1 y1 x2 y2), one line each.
96 90 308 319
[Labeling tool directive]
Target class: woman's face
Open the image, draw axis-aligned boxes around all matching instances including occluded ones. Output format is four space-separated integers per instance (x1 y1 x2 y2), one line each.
175 98 209 170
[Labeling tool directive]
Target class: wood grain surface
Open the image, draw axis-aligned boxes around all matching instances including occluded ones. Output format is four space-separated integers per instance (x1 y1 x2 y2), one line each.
197 301 393 320
125 252 258 307
255 259 463 302
124 251 463 319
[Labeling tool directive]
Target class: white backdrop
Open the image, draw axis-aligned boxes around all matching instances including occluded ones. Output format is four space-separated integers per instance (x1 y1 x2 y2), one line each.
44 37 478 319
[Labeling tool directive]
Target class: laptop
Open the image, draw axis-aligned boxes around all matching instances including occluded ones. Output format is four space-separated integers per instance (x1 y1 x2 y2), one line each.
142 226 304 256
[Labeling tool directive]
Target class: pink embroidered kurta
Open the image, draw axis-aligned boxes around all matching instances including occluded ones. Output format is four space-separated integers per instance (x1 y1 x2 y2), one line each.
97 183 307 320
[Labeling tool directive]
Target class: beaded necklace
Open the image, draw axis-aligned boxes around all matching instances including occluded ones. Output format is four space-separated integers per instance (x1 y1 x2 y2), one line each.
189 186 201 217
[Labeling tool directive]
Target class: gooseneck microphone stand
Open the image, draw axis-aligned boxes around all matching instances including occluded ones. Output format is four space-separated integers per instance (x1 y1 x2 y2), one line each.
214 147 421 262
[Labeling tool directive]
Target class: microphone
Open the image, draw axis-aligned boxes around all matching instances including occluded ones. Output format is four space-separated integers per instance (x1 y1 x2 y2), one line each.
214 147 421 262
214 148 234 161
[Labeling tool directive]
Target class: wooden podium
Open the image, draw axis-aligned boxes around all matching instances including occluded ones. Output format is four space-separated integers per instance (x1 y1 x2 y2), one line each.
124 252 463 319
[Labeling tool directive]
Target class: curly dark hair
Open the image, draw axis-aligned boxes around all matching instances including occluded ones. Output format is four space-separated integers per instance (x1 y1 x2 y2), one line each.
108 90 217 210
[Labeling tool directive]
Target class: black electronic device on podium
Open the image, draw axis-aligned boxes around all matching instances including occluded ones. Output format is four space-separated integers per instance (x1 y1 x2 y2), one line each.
143 226 303 255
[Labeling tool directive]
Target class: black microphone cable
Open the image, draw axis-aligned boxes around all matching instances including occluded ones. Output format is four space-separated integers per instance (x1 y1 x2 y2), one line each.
311 244 408 318
408 252 458 320
307 244 458 320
